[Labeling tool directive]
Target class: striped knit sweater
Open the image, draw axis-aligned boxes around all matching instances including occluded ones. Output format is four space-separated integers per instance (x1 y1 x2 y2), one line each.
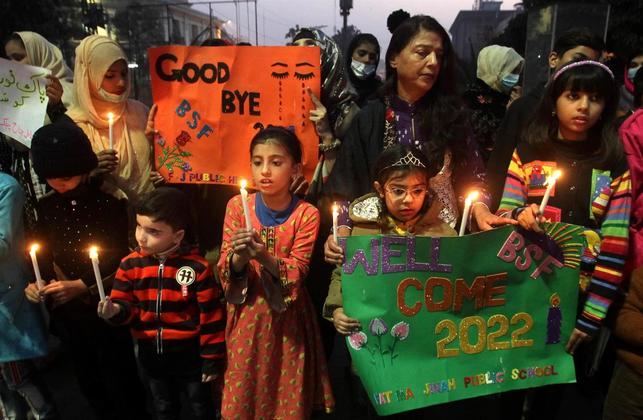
110 247 226 362
497 139 632 334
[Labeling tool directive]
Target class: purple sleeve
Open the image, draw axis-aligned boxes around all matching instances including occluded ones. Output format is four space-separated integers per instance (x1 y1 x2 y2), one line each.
453 136 491 209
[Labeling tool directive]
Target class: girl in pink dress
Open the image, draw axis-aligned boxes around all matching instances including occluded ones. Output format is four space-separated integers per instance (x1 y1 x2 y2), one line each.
218 126 334 418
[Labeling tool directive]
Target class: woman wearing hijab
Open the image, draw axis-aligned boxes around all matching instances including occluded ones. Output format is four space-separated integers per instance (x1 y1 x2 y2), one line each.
4 31 74 119
346 33 382 107
463 45 524 162
67 35 155 203
2 31 77 235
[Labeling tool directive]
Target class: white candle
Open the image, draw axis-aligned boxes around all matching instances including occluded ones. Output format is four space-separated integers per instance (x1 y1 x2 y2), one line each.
239 179 253 230
29 244 45 290
332 203 339 244
89 247 106 302
459 191 479 237
539 170 562 214
107 112 114 150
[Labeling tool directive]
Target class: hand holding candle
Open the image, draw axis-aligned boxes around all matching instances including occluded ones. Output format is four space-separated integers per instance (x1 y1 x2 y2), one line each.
107 112 114 150
29 244 45 290
459 191 479 236
89 247 106 302
239 179 253 230
539 170 562 214
332 203 339 244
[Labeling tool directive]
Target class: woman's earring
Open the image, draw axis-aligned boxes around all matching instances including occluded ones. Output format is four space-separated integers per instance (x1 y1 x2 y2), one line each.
551 110 556 116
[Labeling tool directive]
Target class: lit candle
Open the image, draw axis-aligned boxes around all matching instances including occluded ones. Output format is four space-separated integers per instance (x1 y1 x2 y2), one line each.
239 179 253 230
89 246 106 302
459 191 479 237
107 112 114 150
539 170 562 214
332 203 339 244
29 244 45 290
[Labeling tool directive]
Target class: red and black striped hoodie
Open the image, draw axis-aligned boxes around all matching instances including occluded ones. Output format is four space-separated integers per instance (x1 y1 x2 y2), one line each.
109 247 225 366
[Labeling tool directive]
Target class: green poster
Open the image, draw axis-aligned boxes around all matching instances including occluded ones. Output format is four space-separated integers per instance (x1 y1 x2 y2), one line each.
342 223 588 416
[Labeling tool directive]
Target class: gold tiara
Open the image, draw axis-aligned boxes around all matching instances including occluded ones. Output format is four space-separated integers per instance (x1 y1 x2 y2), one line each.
378 151 426 175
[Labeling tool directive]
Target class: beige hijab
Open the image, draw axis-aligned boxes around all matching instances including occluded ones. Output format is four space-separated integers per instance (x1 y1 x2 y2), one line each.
67 35 153 201
477 45 524 93
15 31 76 110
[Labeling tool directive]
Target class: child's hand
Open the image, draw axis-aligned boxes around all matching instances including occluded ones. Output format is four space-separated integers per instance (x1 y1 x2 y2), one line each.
516 204 544 233
566 328 590 355
324 233 344 265
97 297 122 320
94 149 118 175
332 308 360 335
472 203 518 231
42 279 88 305
24 282 45 303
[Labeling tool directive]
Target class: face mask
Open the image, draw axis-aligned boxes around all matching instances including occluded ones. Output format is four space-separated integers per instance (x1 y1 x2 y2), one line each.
628 66 641 81
351 59 376 79
98 88 127 103
500 73 520 93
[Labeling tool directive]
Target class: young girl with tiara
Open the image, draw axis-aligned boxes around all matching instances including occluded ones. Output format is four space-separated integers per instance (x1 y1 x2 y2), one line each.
217 126 334 418
323 145 457 417
496 60 632 418
324 144 456 332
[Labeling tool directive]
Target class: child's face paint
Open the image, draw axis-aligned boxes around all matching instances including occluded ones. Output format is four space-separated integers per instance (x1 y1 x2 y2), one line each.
251 141 301 200
101 59 128 96
134 215 184 256
555 89 605 141
46 175 83 194
376 170 429 223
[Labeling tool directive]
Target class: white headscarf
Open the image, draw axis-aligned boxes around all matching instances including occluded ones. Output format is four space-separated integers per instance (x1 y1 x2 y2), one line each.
476 45 524 93
67 35 153 202
15 31 75 109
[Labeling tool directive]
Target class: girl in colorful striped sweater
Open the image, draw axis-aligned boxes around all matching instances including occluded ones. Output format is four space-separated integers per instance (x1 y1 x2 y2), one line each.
496 60 632 417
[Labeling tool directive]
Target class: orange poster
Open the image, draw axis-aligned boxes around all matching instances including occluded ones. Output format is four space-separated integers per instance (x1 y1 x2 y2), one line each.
149 46 321 184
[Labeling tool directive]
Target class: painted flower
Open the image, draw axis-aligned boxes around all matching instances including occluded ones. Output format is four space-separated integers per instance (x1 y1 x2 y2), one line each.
347 331 367 350
157 137 166 147
369 318 388 336
181 162 192 172
391 321 410 341
175 130 192 147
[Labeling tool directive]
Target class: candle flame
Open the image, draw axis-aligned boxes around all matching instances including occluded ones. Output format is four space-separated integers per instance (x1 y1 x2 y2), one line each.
89 246 99 259
465 191 479 203
240 179 247 189
107 112 114 122
29 243 39 255
544 170 562 186
332 203 339 214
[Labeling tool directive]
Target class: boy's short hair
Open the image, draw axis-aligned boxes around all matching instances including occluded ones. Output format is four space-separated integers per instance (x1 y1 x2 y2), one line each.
135 187 193 238
552 28 604 57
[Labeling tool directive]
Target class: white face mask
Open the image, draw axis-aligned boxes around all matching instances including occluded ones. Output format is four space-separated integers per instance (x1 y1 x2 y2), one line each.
98 88 128 103
628 66 641 82
351 59 377 79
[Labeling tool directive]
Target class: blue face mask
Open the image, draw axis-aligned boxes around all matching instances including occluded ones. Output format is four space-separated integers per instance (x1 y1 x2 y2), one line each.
500 73 520 93
628 66 641 81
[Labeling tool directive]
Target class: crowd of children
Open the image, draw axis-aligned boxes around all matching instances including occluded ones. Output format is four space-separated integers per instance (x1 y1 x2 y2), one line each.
0 9 641 420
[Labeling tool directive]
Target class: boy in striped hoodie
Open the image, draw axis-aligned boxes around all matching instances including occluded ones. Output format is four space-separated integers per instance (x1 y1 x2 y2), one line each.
98 187 225 420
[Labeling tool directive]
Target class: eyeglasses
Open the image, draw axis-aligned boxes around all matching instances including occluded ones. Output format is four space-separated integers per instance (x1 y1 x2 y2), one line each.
384 185 428 200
